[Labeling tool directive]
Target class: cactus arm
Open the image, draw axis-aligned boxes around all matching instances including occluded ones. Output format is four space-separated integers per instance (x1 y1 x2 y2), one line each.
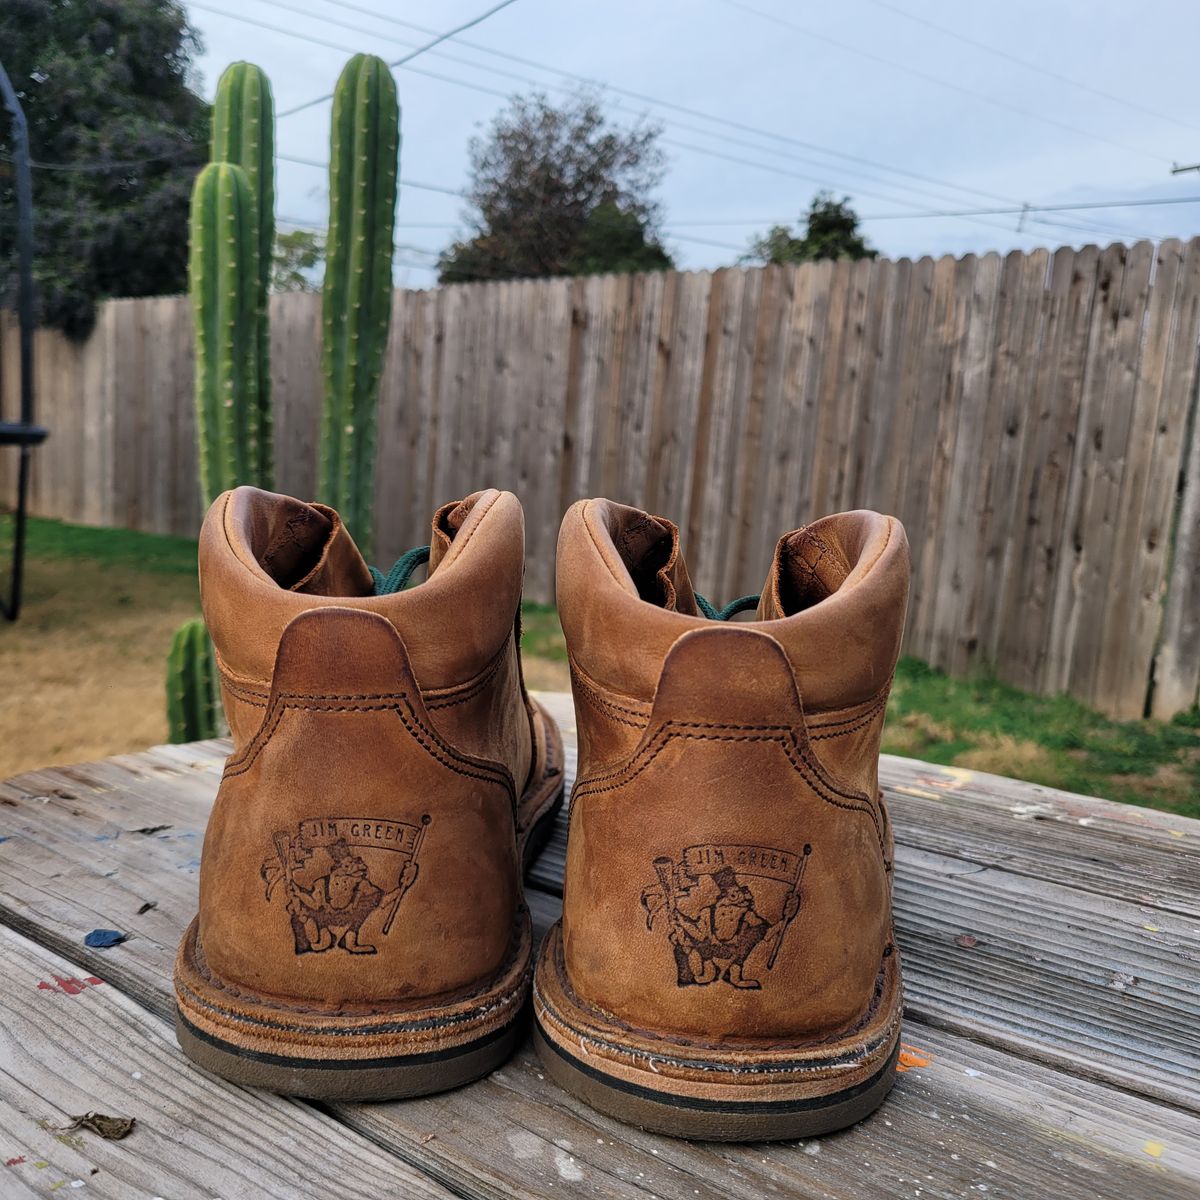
320 54 399 552
189 162 258 504
212 62 275 488
166 619 218 743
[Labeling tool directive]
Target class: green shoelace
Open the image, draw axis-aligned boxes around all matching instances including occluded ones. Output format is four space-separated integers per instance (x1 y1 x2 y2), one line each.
694 593 760 620
370 545 431 595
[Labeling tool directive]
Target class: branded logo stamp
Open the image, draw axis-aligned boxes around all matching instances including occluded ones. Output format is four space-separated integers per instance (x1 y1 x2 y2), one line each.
640 842 812 988
261 815 430 955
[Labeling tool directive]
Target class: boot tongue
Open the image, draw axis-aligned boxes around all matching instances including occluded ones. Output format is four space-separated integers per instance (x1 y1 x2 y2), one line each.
253 494 374 596
608 508 700 615
758 523 853 619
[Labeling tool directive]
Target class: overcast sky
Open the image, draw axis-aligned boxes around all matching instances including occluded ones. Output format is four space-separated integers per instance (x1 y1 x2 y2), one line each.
186 0 1200 288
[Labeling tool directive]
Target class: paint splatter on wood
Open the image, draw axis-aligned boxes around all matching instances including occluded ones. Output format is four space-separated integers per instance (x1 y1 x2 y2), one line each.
898 1044 933 1072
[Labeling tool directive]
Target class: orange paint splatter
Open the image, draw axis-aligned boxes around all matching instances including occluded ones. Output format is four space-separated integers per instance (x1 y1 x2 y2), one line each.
897 1044 932 1072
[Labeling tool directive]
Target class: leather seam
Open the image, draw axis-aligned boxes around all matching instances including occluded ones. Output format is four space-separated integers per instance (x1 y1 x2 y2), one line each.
569 661 650 728
222 690 516 801
808 693 890 740
571 722 884 850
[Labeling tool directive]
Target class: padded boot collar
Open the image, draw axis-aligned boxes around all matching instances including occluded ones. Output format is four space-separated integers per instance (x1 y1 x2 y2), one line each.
557 499 909 712
202 486 525 691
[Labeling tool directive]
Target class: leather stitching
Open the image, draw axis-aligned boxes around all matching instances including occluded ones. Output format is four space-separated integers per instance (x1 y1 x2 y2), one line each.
222 689 515 802
571 720 885 851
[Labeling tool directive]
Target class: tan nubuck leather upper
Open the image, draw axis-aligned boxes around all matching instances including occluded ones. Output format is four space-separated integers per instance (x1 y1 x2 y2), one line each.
556 500 909 1043
195 486 538 1006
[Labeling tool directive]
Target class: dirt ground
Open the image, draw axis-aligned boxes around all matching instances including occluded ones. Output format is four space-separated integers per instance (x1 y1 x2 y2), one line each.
0 557 203 777
0 528 569 779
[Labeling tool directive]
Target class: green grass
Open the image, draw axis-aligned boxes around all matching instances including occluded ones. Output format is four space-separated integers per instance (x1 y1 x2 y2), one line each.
885 658 1200 818
2 514 201 575
521 601 567 663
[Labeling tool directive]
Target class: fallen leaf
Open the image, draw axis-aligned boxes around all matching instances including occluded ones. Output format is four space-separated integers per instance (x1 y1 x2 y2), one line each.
955 933 979 949
53 1113 136 1141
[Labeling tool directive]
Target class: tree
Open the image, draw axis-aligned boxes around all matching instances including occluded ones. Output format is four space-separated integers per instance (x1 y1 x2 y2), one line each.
272 228 325 293
746 192 876 266
0 0 209 337
438 92 673 283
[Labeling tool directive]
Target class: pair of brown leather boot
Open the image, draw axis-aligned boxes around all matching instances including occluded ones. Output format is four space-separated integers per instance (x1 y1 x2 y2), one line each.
175 486 908 1141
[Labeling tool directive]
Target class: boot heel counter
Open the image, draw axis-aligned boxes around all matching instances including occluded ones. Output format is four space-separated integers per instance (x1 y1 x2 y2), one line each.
198 607 520 1006
563 626 891 1042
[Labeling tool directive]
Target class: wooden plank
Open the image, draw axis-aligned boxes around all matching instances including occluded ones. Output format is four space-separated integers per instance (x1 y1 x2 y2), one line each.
268 289 322 503
995 246 1098 690
841 255 892 511
525 277 571 604
928 251 1002 674
728 263 786 595
907 254 975 663
646 269 712 533
804 257 854 519
1150 238 1200 718
970 249 1049 674
1064 240 1156 713
1095 241 1186 714
0 924 452 1199
1045 242 1138 701
829 255 875 514
683 265 746 591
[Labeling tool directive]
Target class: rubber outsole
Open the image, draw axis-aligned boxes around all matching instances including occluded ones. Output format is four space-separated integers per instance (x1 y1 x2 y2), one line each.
533 1026 898 1141
176 1009 525 1101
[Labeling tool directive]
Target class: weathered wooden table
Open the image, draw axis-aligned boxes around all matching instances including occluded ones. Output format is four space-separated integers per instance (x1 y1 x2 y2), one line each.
1 692 1197 1199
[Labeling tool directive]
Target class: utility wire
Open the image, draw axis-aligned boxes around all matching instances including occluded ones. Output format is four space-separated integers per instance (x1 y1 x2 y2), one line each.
194 2 1148 240
254 0 1058 223
863 0 1200 137
312 0 1053 210
716 0 1172 168
276 0 521 117
276 152 466 195
288 0 1156 242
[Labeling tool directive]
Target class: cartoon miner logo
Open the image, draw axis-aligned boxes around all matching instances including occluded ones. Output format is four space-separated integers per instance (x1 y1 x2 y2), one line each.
261 815 430 955
640 842 812 988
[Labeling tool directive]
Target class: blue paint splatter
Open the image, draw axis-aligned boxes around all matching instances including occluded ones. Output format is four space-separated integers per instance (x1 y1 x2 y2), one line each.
84 929 126 949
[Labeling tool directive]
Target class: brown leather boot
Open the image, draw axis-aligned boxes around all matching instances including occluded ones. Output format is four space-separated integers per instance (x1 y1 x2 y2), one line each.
534 499 908 1140
174 486 564 1099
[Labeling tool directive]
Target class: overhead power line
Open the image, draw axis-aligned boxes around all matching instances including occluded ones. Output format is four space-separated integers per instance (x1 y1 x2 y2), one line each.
856 195 1200 220
716 0 1172 168
291 0 1160 243
276 0 521 117
193 2 1154 241
276 152 466 195
863 0 1200 137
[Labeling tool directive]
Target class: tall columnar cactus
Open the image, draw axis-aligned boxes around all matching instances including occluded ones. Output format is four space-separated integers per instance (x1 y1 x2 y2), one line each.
189 161 260 504
166 619 218 743
211 62 275 488
320 53 400 553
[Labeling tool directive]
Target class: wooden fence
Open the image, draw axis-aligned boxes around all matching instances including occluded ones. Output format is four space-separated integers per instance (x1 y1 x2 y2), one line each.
2 240 1200 720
